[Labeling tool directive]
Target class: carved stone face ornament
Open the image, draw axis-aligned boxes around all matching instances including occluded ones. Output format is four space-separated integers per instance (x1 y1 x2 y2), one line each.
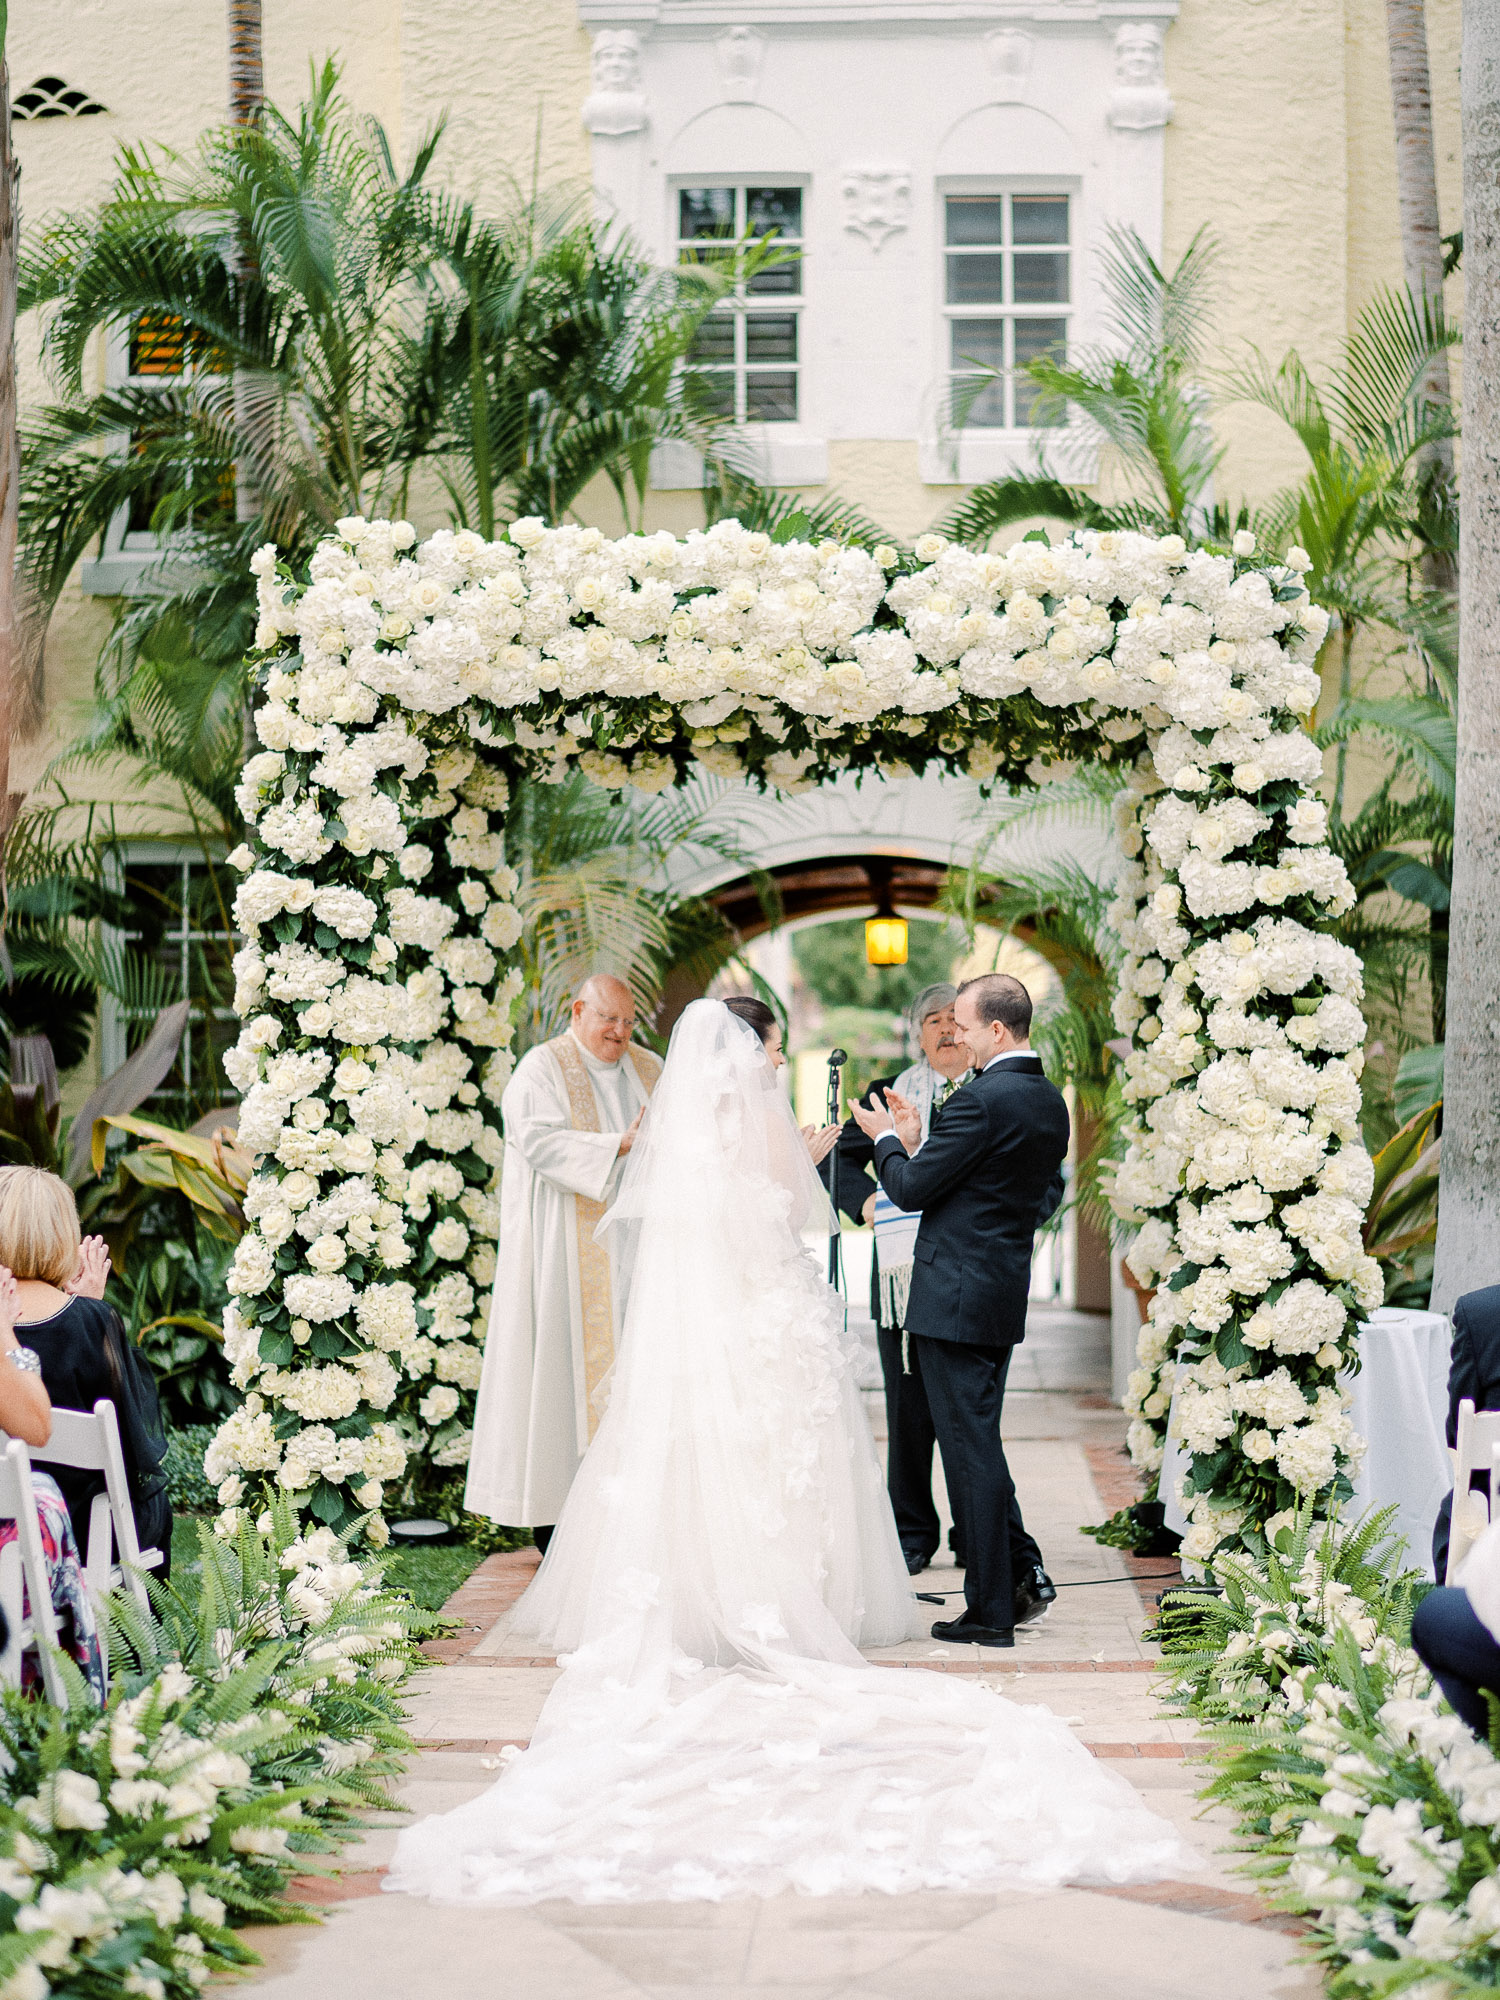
1108 20 1173 132
582 29 649 137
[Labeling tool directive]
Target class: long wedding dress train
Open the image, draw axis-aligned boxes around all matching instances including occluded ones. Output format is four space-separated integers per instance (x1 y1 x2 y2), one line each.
386 1002 1194 1906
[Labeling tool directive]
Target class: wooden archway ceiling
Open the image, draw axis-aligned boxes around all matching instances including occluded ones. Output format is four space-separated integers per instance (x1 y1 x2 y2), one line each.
708 855 950 940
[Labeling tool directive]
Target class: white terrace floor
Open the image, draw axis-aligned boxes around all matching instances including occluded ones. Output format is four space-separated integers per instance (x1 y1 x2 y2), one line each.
223 1308 1322 2000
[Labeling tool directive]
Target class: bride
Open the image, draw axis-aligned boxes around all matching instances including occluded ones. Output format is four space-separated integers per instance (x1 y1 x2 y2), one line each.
386 999 1193 1905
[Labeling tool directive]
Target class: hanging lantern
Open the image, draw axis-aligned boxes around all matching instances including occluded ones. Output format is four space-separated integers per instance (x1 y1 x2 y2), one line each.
865 913 909 966
863 858 908 965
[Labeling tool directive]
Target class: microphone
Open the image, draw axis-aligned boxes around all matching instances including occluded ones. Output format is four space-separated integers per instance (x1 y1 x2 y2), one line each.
825 1052 847 1287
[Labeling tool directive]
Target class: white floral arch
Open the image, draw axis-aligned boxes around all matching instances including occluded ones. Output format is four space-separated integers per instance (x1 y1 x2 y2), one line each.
210 514 1377 1568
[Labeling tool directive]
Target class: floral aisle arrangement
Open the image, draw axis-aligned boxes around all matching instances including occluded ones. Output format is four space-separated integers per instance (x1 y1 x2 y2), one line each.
1166 1518 1500 1995
216 512 1368 1560
0 1505 420 2000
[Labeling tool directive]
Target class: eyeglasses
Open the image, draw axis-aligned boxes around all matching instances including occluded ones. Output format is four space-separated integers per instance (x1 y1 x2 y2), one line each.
583 1004 636 1029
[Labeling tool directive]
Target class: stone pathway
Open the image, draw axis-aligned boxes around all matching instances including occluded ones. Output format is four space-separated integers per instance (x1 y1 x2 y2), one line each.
226 1310 1322 1998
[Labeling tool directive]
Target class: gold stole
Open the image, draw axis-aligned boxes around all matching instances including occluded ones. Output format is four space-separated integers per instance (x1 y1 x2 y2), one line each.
545 1035 663 1438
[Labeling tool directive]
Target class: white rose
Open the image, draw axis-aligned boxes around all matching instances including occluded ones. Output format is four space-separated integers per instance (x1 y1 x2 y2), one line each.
1232 530 1256 557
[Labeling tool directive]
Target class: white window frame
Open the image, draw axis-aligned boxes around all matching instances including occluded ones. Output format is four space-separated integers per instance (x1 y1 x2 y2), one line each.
99 843 240 1112
653 175 826 491
926 176 1092 487
674 179 805 425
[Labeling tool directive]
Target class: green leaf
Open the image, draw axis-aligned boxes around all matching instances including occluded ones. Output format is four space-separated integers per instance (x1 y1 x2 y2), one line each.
1216 1322 1252 1369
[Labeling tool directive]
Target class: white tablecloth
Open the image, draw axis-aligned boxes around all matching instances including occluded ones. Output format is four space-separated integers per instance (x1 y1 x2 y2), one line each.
1159 1305 1453 1575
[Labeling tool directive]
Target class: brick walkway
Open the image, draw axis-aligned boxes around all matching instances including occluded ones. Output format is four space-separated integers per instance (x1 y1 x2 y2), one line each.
235 1317 1320 2000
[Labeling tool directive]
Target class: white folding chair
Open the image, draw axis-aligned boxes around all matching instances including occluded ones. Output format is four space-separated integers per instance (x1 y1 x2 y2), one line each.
33 1400 164 1620
0 1439 69 1708
1446 1398 1500 1582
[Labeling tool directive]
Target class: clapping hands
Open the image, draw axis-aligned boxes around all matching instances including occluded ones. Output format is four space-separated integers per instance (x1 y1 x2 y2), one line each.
67 1236 112 1300
801 1123 840 1166
848 1087 922 1155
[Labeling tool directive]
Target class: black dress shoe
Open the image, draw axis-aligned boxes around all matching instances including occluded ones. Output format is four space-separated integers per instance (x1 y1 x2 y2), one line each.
1014 1565 1057 1626
931 1615 1015 1648
904 1550 933 1576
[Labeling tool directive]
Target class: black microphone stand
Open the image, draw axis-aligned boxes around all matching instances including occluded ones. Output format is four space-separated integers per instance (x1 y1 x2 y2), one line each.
826 1047 847 1287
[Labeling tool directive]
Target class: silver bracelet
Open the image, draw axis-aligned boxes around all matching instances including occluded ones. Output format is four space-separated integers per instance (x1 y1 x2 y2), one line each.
6 1346 41 1375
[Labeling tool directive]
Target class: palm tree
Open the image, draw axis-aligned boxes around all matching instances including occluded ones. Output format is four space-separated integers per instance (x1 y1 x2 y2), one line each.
935 227 1228 549
408 190 745 537
1385 0 1456 592
19 67 766 712
1432 0 1500 1315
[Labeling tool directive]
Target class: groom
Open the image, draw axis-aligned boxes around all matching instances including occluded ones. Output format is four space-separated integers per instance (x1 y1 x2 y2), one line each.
850 972 1070 1648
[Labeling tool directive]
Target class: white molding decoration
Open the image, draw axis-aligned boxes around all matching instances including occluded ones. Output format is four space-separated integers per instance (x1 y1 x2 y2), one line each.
840 167 912 251
580 3 1175 24
715 25 767 100
984 28 1034 98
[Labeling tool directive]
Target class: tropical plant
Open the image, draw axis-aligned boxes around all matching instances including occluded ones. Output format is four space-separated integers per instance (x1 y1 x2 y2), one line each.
0 1504 423 2000
75 1111 251 1424
1358 1097 1442 1308
935 226 1233 548
19 66 767 687
1317 679 1454 1137
411 188 749 536
1224 285 1459 817
505 769 769 1050
1159 1509 1500 1998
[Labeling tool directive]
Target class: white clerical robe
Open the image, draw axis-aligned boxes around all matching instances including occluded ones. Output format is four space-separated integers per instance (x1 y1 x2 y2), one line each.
466 1029 662 1525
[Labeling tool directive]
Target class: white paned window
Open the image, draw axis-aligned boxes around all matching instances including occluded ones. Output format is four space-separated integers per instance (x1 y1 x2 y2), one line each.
944 193 1069 431
677 185 802 424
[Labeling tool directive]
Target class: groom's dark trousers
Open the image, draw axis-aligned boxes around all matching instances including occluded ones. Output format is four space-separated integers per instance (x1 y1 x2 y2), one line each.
916 1338 1042 1620
874 1053 1070 1632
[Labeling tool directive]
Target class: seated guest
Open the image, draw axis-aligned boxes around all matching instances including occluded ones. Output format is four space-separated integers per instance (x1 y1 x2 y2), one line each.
0 1168 171 1579
0 1259 105 1699
1433 1283 1500 1579
1413 1520 1500 1736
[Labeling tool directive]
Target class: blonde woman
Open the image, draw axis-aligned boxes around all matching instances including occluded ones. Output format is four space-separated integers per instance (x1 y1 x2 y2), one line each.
0 1167 172 1578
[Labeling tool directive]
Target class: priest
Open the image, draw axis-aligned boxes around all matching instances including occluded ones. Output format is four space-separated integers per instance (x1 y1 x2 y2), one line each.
466 973 662 1549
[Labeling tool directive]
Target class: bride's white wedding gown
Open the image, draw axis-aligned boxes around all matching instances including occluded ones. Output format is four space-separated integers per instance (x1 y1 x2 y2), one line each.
386 1002 1194 1906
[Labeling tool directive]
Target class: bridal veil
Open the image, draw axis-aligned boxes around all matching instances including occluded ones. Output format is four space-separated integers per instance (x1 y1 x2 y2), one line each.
386 1000 1194 1905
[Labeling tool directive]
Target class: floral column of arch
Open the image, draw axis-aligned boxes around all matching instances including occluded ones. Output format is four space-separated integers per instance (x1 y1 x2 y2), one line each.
209 515 1375 1565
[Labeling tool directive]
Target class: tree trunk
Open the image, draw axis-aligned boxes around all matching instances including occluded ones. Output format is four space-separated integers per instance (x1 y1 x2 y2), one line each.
227 0 263 129
0 35 21 856
1386 0 1457 593
1431 0 1500 1316
227 1 262 526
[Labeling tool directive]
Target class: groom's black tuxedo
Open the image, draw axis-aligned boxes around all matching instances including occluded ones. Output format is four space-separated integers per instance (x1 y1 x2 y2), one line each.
872 1051 1070 1634
873 1053 1070 1348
